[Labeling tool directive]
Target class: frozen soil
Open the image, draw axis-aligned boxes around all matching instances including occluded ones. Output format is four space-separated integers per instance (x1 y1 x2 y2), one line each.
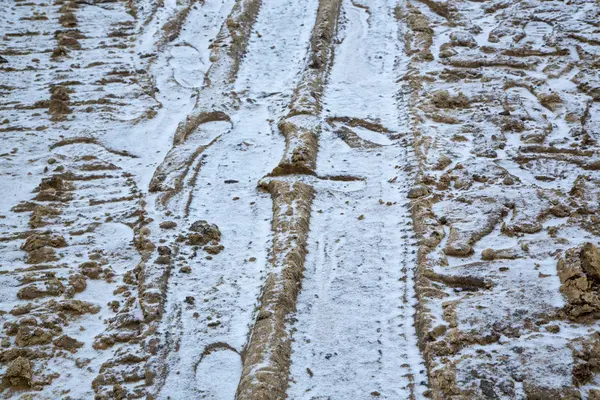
0 0 599 399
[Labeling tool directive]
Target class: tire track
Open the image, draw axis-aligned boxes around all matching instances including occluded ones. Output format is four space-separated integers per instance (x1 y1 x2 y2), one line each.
234 0 343 397
150 0 319 397
287 0 427 398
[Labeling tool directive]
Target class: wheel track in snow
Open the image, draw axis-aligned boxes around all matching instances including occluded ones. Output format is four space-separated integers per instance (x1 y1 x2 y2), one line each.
286 0 427 398
147 0 321 398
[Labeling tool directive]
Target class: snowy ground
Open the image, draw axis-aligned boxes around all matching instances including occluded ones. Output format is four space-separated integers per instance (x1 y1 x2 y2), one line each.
0 0 599 398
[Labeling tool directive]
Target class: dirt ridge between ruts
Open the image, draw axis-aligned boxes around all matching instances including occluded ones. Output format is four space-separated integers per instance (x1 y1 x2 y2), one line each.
269 0 342 177
236 180 314 399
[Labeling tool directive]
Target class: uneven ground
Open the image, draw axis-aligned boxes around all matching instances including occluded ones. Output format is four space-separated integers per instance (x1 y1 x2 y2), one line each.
0 0 599 399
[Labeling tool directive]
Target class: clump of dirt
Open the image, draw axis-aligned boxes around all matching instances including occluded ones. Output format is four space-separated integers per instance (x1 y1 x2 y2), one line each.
406 6 433 34
28 205 61 228
20 234 67 265
404 3 433 59
288 0 341 115
582 243 600 280
172 111 230 145
53 335 83 352
270 120 319 176
161 3 195 43
431 90 470 109
334 126 382 148
48 85 72 120
558 243 600 321
2 357 32 387
59 12 77 28
18 278 65 299
570 334 600 387
50 137 137 158
186 220 221 246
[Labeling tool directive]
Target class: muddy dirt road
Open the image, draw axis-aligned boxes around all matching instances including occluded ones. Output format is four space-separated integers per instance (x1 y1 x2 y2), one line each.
1 0 600 398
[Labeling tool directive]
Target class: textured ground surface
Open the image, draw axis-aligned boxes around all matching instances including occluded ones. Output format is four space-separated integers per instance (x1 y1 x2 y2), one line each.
0 0 599 399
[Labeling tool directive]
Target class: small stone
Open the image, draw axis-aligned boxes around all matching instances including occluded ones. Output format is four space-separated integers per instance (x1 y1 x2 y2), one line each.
503 176 514 185
180 266 191 273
